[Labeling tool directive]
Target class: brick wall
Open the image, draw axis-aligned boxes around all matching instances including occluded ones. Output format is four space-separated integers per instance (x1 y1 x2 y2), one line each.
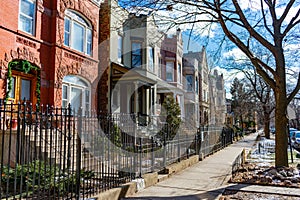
0 0 100 109
98 0 111 113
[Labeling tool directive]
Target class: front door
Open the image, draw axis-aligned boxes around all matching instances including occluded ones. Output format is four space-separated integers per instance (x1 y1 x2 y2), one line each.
8 71 36 104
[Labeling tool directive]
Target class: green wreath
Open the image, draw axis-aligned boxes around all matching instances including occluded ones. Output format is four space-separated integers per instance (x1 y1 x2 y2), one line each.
6 60 41 104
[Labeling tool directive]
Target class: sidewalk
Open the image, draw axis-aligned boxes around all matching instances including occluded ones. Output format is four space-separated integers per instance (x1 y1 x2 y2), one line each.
122 133 258 200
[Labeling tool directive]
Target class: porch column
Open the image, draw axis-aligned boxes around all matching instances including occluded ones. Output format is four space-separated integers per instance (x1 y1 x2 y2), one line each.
147 86 151 116
152 86 156 116
120 83 127 113
134 81 139 145
134 81 139 114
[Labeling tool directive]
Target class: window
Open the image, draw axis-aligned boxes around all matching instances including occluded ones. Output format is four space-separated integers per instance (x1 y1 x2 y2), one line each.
195 77 199 93
148 47 154 72
131 42 142 67
166 61 174 82
186 75 193 91
92 0 102 5
64 10 92 55
177 63 181 83
118 35 123 63
62 75 91 114
203 89 207 102
158 58 162 78
19 0 36 35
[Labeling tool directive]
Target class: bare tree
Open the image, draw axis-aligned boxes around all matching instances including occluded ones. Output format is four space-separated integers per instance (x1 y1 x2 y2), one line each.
243 67 275 139
230 77 256 133
118 0 300 167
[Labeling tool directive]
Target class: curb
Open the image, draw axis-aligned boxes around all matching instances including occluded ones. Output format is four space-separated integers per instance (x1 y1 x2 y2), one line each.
93 155 200 200
223 183 300 197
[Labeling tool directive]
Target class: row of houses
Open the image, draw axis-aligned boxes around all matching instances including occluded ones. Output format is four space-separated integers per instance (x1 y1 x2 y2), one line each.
0 0 226 128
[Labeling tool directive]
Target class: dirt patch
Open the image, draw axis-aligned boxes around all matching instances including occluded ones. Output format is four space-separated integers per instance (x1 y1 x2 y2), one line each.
220 161 300 199
220 190 300 200
230 162 300 188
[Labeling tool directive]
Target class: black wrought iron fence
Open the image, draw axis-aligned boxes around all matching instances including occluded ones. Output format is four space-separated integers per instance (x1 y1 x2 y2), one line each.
0 102 234 199
231 149 246 178
198 125 234 158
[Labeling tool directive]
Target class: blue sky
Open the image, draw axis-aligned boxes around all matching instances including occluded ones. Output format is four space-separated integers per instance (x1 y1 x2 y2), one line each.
118 0 300 99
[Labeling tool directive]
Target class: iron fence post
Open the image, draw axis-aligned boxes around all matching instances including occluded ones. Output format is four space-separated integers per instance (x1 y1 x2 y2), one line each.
76 107 82 200
15 102 21 165
177 129 180 162
195 134 198 157
151 136 154 172
163 132 166 168
67 104 72 170
139 137 142 178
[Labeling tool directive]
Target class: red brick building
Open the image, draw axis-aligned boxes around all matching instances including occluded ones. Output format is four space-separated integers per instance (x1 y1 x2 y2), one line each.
0 0 101 112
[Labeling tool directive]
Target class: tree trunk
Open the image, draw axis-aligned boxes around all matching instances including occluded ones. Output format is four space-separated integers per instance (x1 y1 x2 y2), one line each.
263 107 271 139
273 31 289 167
275 84 288 167
264 116 270 139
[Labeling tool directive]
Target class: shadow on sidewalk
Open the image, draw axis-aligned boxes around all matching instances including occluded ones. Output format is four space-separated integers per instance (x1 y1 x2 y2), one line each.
121 186 235 200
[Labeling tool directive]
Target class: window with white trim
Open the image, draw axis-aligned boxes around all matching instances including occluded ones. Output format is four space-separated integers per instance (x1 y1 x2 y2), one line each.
62 75 91 114
158 57 162 78
166 61 174 82
92 0 102 6
19 0 36 35
148 47 154 72
64 10 93 55
186 75 193 91
177 63 181 83
195 77 199 93
118 35 123 63
131 42 142 67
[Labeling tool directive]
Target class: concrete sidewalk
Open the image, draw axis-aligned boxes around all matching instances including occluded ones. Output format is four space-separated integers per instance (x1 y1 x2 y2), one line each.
121 133 258 200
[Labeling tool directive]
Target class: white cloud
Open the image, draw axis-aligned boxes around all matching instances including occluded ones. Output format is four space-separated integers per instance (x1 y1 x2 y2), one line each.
277 5 300 24
237 0 267 10
154 3 217 37
223 48 247 62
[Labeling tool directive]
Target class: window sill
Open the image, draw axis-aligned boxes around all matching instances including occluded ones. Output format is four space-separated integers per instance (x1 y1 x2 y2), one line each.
17 30 36 39
62 45 94 59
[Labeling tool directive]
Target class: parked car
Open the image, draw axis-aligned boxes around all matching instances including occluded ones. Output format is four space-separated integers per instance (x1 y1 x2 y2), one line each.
291 131 300 151
270 127 298 136
270 127 276 134
289 128 298 138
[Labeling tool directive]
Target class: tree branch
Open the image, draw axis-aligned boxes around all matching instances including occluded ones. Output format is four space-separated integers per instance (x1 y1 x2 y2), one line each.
231 0 275 53
278 0 296 24
215 0 276 90
287 71 300 104
282 9 300 37
260 0 274 36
